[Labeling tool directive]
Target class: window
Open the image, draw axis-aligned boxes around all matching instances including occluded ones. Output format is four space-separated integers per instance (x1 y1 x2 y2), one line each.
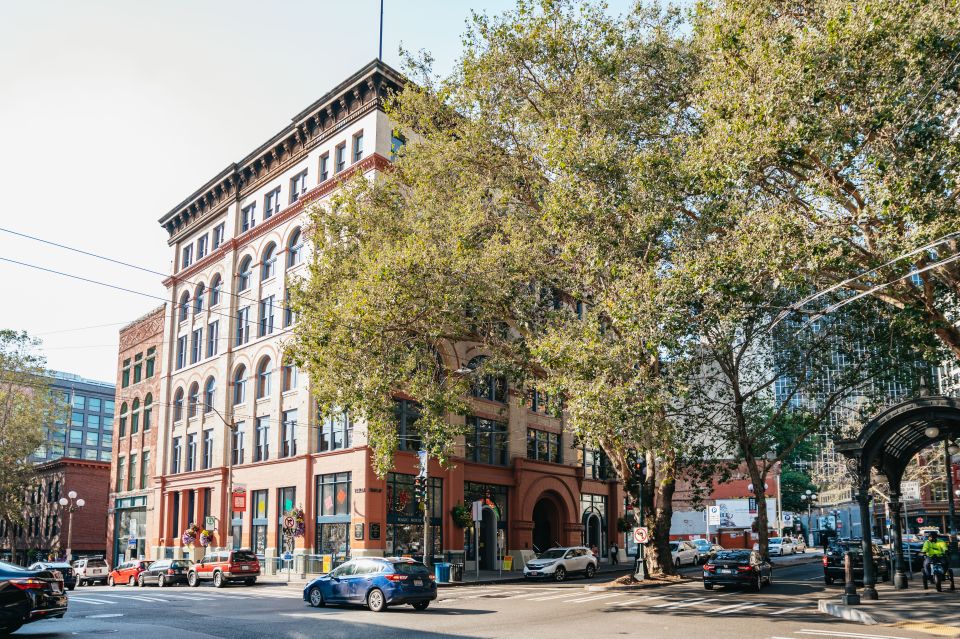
72 394 85 409
237 257 253 292
128 454 137 491
335 142 346 173
133 353 143 383
241 203 257 232
179 291 190 322
181 244 193 269
207 320 219 357
287 229 303 268
583 448 611 480
116 456 125 491
283 288 297 327
143 394 152 431
140 450 149 489
320 410 352 452
202 429 213 469
173 388 184 422
281 410 297 457
316 472 351 516
194 283 205 314
209 274 222 307
394 400 420 451
261 244 277 280
352 131 363 162
319 153 329 181
236 306 251 345
282 362 297 391
191 328 203 364
265 187 281 218
204 377 216 413
87 413 100 428
197 234 209 259
232 422 245 465
465 416 508 466
121 358 131 388
468 356 507 402
258 295 275 336
131 398 140 434
290 170 308 203
233 365 247 405
71 411 83 426
187 434 197 471
188 382 200 418
527 428 561 463
390 132 405 161
213 223 226 250
119 402 128 437
251 490 268 556
256 357 272 398
255 417 270 461
176 335 187 369
145 347 156 377
105 399 114 414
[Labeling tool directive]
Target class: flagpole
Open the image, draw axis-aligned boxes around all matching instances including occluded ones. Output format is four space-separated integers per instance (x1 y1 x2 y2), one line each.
378 0 384 60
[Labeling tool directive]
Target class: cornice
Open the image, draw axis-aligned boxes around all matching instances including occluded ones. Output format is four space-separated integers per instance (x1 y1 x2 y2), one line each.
163 153 391 288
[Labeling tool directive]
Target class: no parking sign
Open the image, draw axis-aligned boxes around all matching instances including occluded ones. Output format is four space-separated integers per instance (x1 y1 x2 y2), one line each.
632 527 649 544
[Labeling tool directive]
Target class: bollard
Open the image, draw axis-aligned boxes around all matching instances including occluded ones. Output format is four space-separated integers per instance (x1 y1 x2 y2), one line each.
841 550 861 605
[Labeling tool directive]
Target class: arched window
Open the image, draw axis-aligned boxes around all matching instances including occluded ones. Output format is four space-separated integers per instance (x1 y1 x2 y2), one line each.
131 398 141 434
173 388 184 422
233 365 246 405
143 394 153 431
287 229 303 268
238 257 253 292
209 274 222 307
194 283 205 314
468 356 507 403
188 382 200 418
119 402 128 437
179 291 190 322
256 356 272 399
204 377 216 413
261 243 277 280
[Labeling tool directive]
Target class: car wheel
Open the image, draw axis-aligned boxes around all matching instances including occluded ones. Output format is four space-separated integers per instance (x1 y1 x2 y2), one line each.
585 563 596 579
157 575 165 588
188 572 199 587
824 575 835 585
138 575 145 587
675 558 681 568
704 583 714 590
213 572 225 588
367 588 387 612
76 579 84 588
68 585 76 591
244 577 256 586
412 601 429 611
107 575 115 587
554 566 567 582
128 576 136 587
308 586 325 608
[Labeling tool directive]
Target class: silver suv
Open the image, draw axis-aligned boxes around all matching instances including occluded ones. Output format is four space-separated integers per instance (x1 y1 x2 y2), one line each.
73 557 109 586
523 546 598 581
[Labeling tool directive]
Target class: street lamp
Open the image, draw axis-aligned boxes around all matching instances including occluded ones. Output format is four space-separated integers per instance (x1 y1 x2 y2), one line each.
924 426 940 439
58 491 85 562
801 490 818 547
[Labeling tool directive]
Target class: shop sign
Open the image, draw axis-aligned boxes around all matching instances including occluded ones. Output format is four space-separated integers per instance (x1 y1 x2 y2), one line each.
232 491 247 511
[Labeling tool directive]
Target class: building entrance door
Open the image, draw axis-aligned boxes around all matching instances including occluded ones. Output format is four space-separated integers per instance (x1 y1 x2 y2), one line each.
584 512 602 554
533 497 559 554
479 507 497 570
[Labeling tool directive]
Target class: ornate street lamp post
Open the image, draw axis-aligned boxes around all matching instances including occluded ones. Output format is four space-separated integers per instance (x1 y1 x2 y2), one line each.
801 490 818 547
58 491 85 562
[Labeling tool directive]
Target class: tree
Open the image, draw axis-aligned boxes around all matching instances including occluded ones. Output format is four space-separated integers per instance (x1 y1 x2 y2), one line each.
292 0 697 576
693 0 960 363
0 330 54 526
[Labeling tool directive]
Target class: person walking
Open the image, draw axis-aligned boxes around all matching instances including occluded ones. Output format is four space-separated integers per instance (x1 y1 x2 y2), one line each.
609 542 619 565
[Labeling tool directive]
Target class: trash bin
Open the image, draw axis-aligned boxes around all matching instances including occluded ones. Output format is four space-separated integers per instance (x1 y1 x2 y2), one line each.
434 562 450 583
450 563 463 582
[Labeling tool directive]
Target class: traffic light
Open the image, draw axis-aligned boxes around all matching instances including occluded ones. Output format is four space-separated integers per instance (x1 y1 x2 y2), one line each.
414 476 426 504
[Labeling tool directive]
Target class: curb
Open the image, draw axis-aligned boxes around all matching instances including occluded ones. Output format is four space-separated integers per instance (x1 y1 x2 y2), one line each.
817 600 880 625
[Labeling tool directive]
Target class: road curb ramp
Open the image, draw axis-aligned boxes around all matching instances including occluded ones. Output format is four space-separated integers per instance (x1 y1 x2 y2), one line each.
817 600 880 625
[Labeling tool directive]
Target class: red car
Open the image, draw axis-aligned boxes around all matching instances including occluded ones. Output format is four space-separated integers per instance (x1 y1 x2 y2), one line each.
107 560 153 587
188 550 260 588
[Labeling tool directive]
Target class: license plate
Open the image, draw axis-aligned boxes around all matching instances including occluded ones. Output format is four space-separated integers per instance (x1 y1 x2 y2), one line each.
51 583 62 593
529 571 540 576
413 579 423 586
720 569 733 574
241 565 250 571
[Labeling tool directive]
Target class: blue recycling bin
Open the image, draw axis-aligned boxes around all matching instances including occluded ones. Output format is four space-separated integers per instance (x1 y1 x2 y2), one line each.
434 562 450 583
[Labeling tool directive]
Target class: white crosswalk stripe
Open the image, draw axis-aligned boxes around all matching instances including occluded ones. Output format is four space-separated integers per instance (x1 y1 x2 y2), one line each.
768 606 803 616
566 593 623 604
717 602 766 614
611 595 667 606
653 597 717 609
527 591 588 601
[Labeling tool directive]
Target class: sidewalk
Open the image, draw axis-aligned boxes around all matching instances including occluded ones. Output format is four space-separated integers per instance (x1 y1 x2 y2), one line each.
818 580 960 637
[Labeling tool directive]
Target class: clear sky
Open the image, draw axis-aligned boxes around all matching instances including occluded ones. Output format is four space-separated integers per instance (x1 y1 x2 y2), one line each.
0 0 634 382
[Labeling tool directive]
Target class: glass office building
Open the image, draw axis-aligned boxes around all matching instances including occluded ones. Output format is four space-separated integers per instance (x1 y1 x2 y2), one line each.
32 371 115 464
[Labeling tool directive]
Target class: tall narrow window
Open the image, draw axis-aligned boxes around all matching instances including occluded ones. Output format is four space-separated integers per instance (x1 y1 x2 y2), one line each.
173 388 184 422
202 429 213 469
197 234 209 259
261 244 277 280
232 421 245 465
133 353 143 383
171 438 182 473
256 357 272 399
287 229 303 268
119 402 128 437
121 358 131 388
281 410 297 457
258 295 275 337
352 131 363 162
319 153 329 181
178 292 190 322
241 203 257 232
282 362 297 391
212 223 226 249
194 283 205 314
289 170 308 203
236 307 251 345
265 187 281 218
187 434 197 471
181 244 193 269
176 336 187 369
283 288 297 327
145 347 156 377
116 456 125 491
209 274 222 306
390 132 406 161
191 328 203 364
255 417 270 462
188 382 200 418
140 451 150 489
127 454 137 491
142 394 152 431
233 365 247 405
131 398 140 434
206 320 219 357
335 142 346 173
237 257 252 292
204 377 216 413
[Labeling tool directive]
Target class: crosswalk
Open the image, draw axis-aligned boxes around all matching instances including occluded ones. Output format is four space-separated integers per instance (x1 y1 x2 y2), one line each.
68 586 302 606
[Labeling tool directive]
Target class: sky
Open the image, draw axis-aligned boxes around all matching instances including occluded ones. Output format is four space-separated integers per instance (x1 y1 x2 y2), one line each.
0 0 634 383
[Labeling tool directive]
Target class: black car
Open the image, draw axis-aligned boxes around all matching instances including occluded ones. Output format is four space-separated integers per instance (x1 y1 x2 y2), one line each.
137 559 194 587
0 562 68 635
28 562 77 591
703 550 772 591
898 542 925 572
822 540 890 585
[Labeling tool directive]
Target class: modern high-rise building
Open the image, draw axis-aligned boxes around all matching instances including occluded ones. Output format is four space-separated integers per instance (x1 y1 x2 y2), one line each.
32 371 115 465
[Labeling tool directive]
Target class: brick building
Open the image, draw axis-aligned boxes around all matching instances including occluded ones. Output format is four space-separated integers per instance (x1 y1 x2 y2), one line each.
0 458 110 565
107 305 165 565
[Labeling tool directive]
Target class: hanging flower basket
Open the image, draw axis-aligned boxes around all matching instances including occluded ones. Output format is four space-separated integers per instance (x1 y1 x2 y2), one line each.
616 517 634 533
181 523 201 546
199 529 214 547
451 503 473 528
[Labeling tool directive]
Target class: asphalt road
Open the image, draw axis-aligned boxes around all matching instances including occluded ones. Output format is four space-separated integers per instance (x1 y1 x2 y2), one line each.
12 561 935 639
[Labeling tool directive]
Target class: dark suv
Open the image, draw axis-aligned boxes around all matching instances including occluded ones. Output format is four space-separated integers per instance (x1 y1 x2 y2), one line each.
188 550 260 588
823 540 890 584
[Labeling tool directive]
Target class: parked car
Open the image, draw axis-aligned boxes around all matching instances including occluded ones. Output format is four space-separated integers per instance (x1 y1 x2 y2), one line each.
900 542 925 572
822 540 890 585
691 539 724 563
137 559 194 587
523 546 598 581
0 561 68 635
670 540 700 567
753 537 796 556
72 557 109 586
703 550 773 591
188 550 260 588
792 536 808 553
108 559 153 587
28 562 76 591
303 557 437 612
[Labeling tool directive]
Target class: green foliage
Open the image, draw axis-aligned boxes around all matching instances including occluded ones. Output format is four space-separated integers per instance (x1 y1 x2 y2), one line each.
780 467 817 513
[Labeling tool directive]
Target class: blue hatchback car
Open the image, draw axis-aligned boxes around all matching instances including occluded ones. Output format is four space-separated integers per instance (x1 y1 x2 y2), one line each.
303 557 437 612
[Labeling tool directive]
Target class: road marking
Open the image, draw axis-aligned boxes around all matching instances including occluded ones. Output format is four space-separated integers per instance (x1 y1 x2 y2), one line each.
715 602 767 614
655 597 717 609
68 598 110 605
797 630 913 639
85 613 124 618
528 591 589 601
611 595 667 606
459 589 527 599
567 593 624 604
768 606 803 616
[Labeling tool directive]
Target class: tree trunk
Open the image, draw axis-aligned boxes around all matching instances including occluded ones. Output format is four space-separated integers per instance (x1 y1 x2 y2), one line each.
745 455 770 561
642 450 678 577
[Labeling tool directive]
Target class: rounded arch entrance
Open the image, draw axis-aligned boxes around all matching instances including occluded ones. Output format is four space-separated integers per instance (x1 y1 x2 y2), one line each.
520 476 578 555
836 396 960 597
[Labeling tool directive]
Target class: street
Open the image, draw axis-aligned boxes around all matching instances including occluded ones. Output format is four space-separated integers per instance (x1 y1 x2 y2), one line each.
13 561 938 639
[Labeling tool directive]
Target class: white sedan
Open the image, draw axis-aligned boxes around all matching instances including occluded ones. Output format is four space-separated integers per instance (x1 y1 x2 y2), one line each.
670 540 700 567
754 537 796 555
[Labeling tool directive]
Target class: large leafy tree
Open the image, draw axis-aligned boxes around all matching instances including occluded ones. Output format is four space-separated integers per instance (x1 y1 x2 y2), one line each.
292 0 697 575
0 330 54 526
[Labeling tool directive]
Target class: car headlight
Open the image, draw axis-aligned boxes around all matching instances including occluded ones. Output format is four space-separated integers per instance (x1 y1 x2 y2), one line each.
539 560 556 566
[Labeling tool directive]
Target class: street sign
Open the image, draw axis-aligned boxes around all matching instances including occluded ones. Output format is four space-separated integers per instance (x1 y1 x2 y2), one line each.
902 480 921 502
232 491 247 512
281 551 294 562
632 527 649 544
471 500 483 523
708 505 721 526
916 516 924 524
282 515 296 530
204 516 217 531
781 513 793 525
128 537 137 548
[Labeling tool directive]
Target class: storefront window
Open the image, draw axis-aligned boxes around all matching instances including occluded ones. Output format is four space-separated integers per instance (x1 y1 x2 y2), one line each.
113 496 147 563
386 473 442 561
251 490 268 558
276 486 296 553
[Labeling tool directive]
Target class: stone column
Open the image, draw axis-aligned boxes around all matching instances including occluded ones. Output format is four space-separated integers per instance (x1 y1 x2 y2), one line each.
857 476 879 600
889 492 907 589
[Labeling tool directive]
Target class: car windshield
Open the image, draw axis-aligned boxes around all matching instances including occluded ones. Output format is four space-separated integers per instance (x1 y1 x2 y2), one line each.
769 538 782 544
392 562 431 575
669 542 679 550
86 559 107 567
714 551 750 561
693 540 710 548
231 551 258 563
538 549 567 559
171 560 193 569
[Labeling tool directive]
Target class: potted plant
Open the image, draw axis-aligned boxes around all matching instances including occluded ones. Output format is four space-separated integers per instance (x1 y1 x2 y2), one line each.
451 503 473 528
